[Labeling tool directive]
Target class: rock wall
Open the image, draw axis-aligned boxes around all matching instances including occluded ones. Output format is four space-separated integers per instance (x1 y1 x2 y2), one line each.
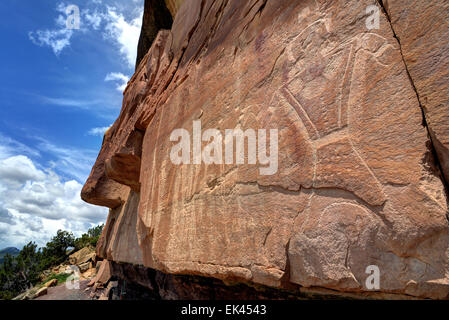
82 0 449 299
136 0 175 68
380 0 449 186
164 0 185 18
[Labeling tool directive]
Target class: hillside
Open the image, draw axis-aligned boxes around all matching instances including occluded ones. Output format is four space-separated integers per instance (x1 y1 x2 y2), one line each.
0 247 19 264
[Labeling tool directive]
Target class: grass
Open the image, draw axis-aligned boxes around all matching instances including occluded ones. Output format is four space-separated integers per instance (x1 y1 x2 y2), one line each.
38 272 72 287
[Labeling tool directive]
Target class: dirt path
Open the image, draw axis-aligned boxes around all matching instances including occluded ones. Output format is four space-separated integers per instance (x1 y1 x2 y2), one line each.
35 280 93 300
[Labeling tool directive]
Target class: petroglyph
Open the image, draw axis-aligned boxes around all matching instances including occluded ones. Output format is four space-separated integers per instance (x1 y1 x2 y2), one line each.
83 0 449 299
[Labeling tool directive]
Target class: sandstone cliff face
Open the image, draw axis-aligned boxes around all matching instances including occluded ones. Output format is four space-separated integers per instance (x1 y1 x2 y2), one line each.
82 0 449 299
136 0 174 68
381 0 449 187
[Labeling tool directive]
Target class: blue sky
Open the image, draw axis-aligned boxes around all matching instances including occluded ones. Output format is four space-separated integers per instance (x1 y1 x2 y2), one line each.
0 0 144 249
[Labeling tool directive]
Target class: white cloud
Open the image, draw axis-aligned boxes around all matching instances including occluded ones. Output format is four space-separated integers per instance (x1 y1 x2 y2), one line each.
5 174 105 222
105 72 129 92
0 133 41 159
0 208 15 225
39 96 102 109
36 138 99 182
0 156 46 189
0 134 97 183
88 126 111 136
27 2 76 55
28 29 73 56
84 10 103 30
0 160 108 249
0 137 108 249
103 7 143 68
29 2 143 69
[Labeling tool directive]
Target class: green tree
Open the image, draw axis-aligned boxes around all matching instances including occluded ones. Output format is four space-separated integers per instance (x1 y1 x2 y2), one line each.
41 230 75 268
87 224 104 238
0 242 42 299
74 224 104 250
0 254 18 299
15 242 41 289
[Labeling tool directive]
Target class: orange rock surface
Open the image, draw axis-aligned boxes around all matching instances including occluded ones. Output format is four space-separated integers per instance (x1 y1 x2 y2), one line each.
82 0 449 299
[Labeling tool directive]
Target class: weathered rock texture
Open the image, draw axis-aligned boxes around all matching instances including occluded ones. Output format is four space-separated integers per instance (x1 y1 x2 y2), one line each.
380 0 449 187
82 0 449 299
136 0 175 68
164 0 184 18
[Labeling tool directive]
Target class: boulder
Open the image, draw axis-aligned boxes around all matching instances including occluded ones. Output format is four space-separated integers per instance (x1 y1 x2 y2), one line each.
69 247 96 266
43 279 58 288
95 260 103 272
88 260 112 287
33 287 47 299
78 261 91 273
82 268 97 280
12 291 29 300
